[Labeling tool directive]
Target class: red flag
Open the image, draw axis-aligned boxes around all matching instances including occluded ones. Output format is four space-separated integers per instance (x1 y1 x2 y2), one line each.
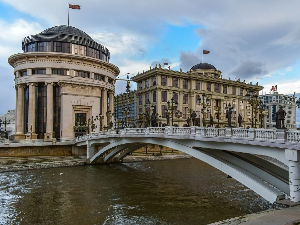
164 63 168 65
69 4 81 9
203 50 210 54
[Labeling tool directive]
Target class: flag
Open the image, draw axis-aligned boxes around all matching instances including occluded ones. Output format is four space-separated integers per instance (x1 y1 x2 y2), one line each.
164 63 168 65
203 50 210 54
69 4 81 9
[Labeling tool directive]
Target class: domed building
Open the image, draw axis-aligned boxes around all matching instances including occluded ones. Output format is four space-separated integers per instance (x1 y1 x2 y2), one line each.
131 63 264 128
8 25 119 141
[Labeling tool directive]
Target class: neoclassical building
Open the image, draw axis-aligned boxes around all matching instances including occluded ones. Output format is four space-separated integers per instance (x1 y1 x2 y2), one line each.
131 63 264 128
8 25 119 141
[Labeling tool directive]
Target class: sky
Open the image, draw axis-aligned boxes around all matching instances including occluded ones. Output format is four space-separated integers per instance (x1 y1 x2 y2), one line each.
0 0 300 125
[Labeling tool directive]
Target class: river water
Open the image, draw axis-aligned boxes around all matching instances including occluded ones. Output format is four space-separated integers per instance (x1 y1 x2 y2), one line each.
0 158 280 225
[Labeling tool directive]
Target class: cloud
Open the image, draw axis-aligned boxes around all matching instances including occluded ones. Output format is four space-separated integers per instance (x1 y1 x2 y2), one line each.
231 59 267 81
179 52 201 71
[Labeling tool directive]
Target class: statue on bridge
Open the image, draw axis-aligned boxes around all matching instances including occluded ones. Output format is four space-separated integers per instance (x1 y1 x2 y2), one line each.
191 111 197 126
276 106 286 129
238 114 243 127
210 115 213 127
151 112 157 127
166 113 170 126
226 110 232 127
186 117 191 127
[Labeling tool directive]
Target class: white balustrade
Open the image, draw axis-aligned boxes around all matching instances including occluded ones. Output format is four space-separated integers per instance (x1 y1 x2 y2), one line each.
255 129 276 140
232 128 249 138
172 127 191 135
149 127 165 134
286 130 300 143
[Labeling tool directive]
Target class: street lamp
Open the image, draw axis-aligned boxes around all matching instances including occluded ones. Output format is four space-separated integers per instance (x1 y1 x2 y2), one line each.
106 110 112 130
198 94 210 127
257 102 267 128
245 91 260 128
122 106 130 127
166 97 178 126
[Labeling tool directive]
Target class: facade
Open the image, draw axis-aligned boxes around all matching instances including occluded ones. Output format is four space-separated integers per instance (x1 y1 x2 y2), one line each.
131 63 264 128
8 25 119 141
0 110 15 139
260 86 297 129
114 91 137 128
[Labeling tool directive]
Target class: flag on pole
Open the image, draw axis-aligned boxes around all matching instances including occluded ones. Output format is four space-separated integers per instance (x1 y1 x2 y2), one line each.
203 50 210 54
164 63 168 65
69 4 81 9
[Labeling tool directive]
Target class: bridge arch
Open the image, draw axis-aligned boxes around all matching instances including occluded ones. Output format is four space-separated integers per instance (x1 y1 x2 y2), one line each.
88 137 288 203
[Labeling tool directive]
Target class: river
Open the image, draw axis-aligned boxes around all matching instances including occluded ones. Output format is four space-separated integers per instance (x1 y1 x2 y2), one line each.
0 158 281 225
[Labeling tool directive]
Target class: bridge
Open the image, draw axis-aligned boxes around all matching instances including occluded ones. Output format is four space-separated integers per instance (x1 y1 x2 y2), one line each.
75 126 300 204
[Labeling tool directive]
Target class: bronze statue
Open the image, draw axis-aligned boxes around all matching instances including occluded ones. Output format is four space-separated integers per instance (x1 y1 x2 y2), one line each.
210 115 213 127
186 117 191 127
151 112 157 127
226 110 232 127
166 113 170 126
276 106 286 129
238 114 242 127
191 111 197 126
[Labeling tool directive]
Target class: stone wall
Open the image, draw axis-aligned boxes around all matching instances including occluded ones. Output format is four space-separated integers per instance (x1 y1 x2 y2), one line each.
0 145 73 157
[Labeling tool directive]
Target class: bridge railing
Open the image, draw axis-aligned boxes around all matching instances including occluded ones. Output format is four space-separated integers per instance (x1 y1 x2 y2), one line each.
286 130 300 143
232 128 249 138
255 129 277 140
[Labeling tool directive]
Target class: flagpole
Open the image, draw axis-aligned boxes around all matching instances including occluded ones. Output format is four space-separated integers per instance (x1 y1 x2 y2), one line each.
202 53 203 63
67 2 69 26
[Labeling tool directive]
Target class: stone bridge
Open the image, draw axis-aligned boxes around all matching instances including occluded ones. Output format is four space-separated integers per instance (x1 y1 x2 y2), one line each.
76 127 300 203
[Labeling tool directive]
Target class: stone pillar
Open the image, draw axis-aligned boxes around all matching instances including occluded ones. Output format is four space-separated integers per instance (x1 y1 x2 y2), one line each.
27 83 37 139
109 91 114 128
102 89 108 127
44 82 53 140
15 85 25 140
86 141 95 163
285 149 300 202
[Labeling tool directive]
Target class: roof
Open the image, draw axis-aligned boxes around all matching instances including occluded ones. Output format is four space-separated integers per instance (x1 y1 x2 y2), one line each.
191 63 216 70
40 25 93 41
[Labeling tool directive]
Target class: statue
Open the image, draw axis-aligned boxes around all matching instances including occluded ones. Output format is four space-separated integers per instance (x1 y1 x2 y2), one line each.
166 113 170 126
210 115 213 127
238 114 242 127
226 110 232 127
276 106 286 129
191 111 197 126
151 112 157 127
186 117 191 127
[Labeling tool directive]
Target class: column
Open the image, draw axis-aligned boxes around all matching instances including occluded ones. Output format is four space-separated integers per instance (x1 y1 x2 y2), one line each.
15 85 25 139
27 83 37 139
44 82 53 140
102 89 108 127
285 149 300 202
109 91 114 128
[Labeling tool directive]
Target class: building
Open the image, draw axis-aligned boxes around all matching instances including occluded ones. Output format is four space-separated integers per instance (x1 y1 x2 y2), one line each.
0 110 15 139
260 86 297 129
114 91 137 128
8 25 119 141
131 63 264 128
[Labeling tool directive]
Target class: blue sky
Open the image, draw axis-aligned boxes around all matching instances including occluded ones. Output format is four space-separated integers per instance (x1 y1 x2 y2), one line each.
1 0 300 126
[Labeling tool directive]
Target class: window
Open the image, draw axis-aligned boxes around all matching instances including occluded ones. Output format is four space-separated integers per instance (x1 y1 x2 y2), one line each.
183 79 188 89
54 42 71 53
145 93 149 104
20 70 27 77
172 77 178 87
196 80 200 90
240 88 244 96
32 69 46 74
94 74 104 81
27 43 36 52
215 83 220 93
232 86 236 95
162 105 167 118
76 70 90 78
139 95 142 105
173 92 178 103
52 69 68 75
72 44 86 56
223 85 227 94
37 42 51 52
161 91 167 102
139 81 142 90
207 82 211 92
145 79 149 88
153 91 156 102
153 76 156 86
183 94 188 104
87 47 100 58
183 107 189 119
161 75 167 86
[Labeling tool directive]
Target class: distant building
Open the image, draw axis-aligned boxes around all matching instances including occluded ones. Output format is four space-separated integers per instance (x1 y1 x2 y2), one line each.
131 63 264 128
114 91 137 128
8 25 119 141
260 86 297 129
0 110 15 139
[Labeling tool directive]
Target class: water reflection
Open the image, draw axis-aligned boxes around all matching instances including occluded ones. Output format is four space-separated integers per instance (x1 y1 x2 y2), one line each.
0 158 281 224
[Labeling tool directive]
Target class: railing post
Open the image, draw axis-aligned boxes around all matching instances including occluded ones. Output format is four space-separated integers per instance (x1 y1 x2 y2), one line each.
275 129 287 144
285 149 300 202
200 127 205 137
190 126 196 136
248 128 255 140
145 127 150 135
86 140 95 163
225 127 232 139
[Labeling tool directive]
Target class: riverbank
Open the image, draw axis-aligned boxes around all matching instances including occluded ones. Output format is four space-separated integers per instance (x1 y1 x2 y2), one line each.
0 154 192 173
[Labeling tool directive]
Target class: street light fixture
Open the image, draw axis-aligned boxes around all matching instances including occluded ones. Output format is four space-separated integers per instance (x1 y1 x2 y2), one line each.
166 97 178 126
198 94 210 127
246 91 261 128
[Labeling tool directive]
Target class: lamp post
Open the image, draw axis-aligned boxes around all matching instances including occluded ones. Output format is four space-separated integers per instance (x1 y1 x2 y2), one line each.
106 110 112 130
214 103 221 128
245 91 260 128
258 102 267 128
166 97 178 126
198 94 210 127
122 106 130 127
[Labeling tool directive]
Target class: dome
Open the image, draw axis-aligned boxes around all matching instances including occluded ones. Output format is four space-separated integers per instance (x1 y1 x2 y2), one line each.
40 25 93 41
191 63 216 70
